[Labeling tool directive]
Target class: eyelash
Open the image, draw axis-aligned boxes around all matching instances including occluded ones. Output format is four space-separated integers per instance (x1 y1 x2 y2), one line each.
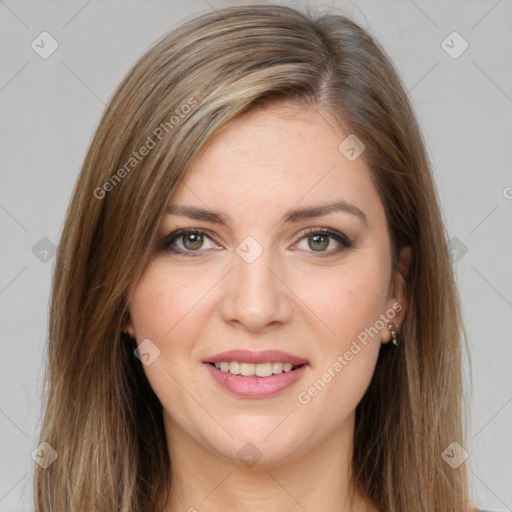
161 227 353 258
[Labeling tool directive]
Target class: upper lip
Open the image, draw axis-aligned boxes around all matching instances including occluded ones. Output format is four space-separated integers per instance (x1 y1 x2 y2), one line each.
204 349 308 365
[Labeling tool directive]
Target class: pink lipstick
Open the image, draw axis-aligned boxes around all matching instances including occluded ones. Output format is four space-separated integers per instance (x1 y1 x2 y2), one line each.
203 349 309 399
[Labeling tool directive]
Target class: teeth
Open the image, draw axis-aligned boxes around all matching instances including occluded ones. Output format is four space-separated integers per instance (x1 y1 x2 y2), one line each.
213 361 298 377
272 362 282 374
255 362 272 377
240 362 255 376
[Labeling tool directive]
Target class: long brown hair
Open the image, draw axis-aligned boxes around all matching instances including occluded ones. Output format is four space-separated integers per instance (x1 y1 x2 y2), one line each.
35 4 474 511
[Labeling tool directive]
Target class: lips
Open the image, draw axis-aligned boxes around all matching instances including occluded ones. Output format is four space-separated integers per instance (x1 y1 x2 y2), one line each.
203 349 309 399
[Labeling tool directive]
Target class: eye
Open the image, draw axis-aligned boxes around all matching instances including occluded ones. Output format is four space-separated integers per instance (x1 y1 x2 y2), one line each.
162 229 220 256
294 228 352 255
161 227 352 258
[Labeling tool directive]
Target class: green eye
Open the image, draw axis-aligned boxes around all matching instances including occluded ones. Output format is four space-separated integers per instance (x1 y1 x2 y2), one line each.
162 227 352 257
162 229 218 256
296 228 352 254
181 232 204 250
307 234 330 251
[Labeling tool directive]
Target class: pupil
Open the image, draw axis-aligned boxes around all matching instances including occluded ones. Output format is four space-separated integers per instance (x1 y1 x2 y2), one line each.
309 234 328 251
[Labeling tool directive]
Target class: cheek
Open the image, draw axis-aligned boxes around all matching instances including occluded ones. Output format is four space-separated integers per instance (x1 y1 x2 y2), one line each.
292 257 390 349
127 263 217 427
128 261 219 343
127 261 231 403
293 270 386 437
291 253 390 423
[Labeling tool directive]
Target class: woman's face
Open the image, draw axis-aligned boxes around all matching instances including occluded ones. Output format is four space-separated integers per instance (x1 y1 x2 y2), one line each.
126 102 409 467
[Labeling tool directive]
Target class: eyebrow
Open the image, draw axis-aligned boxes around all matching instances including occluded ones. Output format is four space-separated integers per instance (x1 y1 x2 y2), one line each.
167 199 368 226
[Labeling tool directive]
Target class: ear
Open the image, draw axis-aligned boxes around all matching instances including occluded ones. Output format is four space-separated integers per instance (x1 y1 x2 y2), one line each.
123 311 136 338
381 245 412 344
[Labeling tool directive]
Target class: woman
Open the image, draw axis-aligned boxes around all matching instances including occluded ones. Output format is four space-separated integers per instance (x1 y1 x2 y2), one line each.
34 4 484 511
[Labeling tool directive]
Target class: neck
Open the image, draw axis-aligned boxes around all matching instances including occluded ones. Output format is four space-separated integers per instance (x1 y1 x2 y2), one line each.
163 411 378 512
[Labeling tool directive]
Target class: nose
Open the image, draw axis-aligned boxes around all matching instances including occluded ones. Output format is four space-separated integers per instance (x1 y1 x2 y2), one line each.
221 246 293 333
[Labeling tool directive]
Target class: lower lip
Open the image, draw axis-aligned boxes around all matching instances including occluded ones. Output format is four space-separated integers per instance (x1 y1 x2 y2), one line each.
204 363 308 399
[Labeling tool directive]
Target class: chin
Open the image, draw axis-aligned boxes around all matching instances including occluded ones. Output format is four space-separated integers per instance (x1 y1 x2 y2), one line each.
208 418 311 469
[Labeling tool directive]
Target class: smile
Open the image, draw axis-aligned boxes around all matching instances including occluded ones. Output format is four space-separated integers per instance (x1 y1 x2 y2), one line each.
203 349 309 399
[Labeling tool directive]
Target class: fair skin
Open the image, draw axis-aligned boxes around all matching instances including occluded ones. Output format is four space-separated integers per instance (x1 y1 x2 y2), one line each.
126 102 411 512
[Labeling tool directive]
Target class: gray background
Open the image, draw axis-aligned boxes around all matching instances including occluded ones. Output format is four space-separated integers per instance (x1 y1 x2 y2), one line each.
1 1 511 510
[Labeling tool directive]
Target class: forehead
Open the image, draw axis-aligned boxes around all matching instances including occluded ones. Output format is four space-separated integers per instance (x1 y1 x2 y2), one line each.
170 103 384 228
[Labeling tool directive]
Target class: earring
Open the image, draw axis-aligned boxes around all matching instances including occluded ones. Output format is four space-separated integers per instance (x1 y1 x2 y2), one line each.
387 322 401 347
